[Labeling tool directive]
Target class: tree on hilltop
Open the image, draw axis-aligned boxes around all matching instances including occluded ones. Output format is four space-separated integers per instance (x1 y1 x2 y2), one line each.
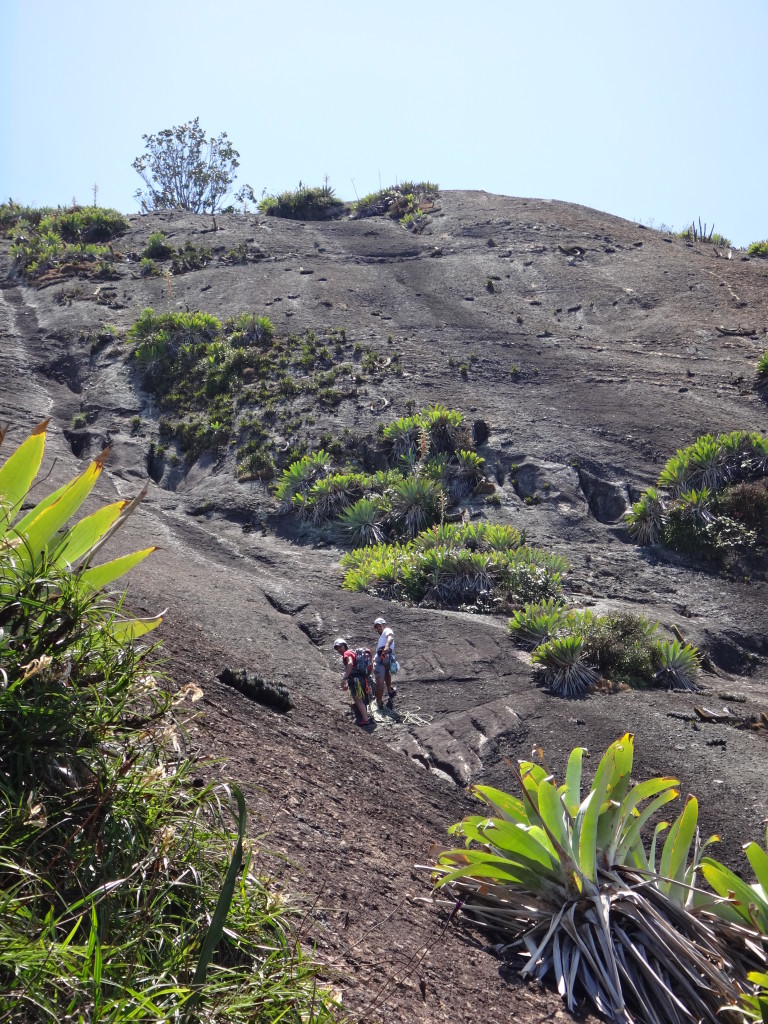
132 118 246 214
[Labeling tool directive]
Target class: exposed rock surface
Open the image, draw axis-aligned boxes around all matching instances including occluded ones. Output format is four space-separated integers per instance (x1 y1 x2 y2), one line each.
2 191 767 1023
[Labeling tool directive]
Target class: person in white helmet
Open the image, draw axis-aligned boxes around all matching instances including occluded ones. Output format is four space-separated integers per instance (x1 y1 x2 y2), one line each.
373 617 397 710
333 638 373 728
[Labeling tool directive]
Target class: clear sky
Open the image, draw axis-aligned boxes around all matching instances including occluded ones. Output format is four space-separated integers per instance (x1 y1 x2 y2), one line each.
2 0 767 247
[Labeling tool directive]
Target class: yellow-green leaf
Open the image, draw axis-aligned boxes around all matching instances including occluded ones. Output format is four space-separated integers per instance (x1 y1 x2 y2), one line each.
53 501 127 566
744 841 768 901
0 420 48 532
108 612 164 642
14 458 105 567
659 796 699 898
79 548 157 590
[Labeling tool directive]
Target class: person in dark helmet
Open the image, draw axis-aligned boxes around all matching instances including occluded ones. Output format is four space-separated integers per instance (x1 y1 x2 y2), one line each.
373 617 397 710
333 638 373 728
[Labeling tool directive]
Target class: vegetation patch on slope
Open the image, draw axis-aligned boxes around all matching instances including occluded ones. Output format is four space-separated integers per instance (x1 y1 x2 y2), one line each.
626 431 768 562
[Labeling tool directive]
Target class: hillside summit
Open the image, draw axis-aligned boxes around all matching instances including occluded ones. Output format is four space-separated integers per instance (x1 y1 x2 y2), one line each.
2 190 767 1023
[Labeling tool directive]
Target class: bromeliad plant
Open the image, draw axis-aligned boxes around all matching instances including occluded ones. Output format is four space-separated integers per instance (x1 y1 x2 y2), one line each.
341 522 564 609
510 602 700 695
427 734 767 1024
626 431 768 560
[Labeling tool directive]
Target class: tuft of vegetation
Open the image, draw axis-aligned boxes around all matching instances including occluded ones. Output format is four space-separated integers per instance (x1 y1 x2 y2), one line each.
626 431 768 561
655 637 702 690
747 240 768 257
352 182 439 226
0 201 55 237
429 733 768 1024
7 204 127 281
757 349 768 394
510 602 700 695
0 423 336 1022
139 255 160 277
259 182 346 221
143 229 175 259
341 522 564 610
679 217 731 247
530 633 598 695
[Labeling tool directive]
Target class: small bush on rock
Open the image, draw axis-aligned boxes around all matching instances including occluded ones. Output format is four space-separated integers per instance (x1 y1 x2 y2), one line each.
259 183 345 221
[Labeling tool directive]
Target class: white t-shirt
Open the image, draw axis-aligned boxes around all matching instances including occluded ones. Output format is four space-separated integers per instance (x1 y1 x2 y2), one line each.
376 627 395 660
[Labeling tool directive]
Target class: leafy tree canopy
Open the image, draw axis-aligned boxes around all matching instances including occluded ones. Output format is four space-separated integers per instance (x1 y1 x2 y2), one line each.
132 118 243 214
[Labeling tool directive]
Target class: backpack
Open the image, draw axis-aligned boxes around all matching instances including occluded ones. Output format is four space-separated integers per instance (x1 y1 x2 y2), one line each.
351 648 374 705
354 647 373 677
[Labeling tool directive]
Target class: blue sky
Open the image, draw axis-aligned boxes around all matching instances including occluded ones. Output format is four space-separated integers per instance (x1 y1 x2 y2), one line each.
2 0 767 247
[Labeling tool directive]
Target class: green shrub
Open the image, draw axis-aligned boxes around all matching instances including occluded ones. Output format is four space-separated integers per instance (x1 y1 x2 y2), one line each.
259 183 345 221
747 240 768 257
132 118 245 214
627 431 768 560
143 230 174 259
509 598 695 693
352 182 438 220
583 611 659 688
171 240 212 273
139 256 160 277
0 201 54 236
340 524 563 610
715 478 768 540
40 205 128 243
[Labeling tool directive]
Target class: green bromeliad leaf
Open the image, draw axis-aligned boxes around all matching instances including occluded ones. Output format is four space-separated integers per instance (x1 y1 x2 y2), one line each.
79 548 157 590
0 419 48 530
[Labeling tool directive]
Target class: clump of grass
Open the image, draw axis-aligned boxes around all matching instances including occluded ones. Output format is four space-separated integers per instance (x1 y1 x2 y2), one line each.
341 522 562 610
747 240 768 257
679 218 730 247
531 633 598 695
756 350 768 394
352 182 438 222
654 637 701 690
259 182 345 220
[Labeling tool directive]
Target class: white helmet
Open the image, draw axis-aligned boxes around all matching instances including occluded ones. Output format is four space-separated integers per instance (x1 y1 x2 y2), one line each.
333 637 347 649
374 617 387 626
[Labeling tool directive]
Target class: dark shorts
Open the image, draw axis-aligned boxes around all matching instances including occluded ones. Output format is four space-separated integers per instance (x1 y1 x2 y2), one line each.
347 672 370 702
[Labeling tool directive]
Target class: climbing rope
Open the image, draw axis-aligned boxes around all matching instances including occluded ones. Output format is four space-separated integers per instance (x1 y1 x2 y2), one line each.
369 704 433 730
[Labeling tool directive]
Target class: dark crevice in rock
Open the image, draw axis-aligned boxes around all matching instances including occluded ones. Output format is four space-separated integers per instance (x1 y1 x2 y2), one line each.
577 465 629 523
218 667 294 712
63 428 91 460
264 591 310 616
